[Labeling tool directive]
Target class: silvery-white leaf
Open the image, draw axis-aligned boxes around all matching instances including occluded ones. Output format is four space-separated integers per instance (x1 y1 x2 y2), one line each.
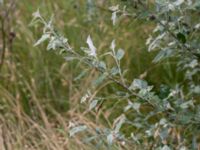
92 73 107 86
148 33 166 52
110 40 116 52
124 104 132 112
86 35 97 57
152 48 173 63
111 11 117 25
107 133 114 145
80 93 90 103
68 121 75 128
132 103 141 113
47 36 60 50
74 70 88 81
99 61 107 70
179 146 187 150
187 0 192 5
69 125 87 137
180 100 194 109
34 34 50 46
129 79 148 90
159 118 167 126
195 23 200 29
116 49 125 60
173 0 184 6
189 59 198 68
64 56 77 61
124 101 141 113
146 36 152 45
168 4 175 10
114 114 126 132
162 145 171 150
193 86 200 94
110 67 119 75
109 5 119 11
32 9 41 19
89 100 98 110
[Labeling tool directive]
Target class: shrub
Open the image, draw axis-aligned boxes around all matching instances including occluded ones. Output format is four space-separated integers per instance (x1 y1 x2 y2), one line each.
32 0 200 149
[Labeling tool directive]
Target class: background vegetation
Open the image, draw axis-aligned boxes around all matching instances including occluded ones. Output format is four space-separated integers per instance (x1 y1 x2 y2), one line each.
0 0 199 150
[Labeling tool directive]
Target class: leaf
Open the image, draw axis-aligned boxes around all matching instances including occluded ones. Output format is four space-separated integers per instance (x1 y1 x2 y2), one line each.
193 86 200 94
0 0 3 4
195 23 200 29
162 145 171 150
32 9 41 20
110 67 119 75
69 125 87 137
159 128 169 140
178 113 193 124
47 36 68 50
132 103 141 113
110 40 116 52
80 92 90 103
124 101 141 113
109 5 119 11
129 79 148 90
114 114 126 132
84 136 97 143
92 73 107 87
173 0 184 6
177 32 186 44
86 35 96 57
74 70 88 81
111 11 118 25
148 33 166 52
153 48 173 63
64 56 78 61
98 61 107 70
180 100 194 109
107 133 114 145
116 49 125 60
188 59 198 68
89 100 98 110
34 34 50 46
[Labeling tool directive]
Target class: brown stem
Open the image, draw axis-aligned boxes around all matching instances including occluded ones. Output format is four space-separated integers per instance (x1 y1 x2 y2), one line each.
0 17 6 71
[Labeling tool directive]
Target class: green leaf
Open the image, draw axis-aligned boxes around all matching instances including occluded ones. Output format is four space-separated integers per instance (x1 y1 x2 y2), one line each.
178 113 193 124
177 32 186 44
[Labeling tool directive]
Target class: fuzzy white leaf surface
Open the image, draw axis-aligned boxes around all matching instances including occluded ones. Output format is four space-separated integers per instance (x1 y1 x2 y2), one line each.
86 35 97 57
